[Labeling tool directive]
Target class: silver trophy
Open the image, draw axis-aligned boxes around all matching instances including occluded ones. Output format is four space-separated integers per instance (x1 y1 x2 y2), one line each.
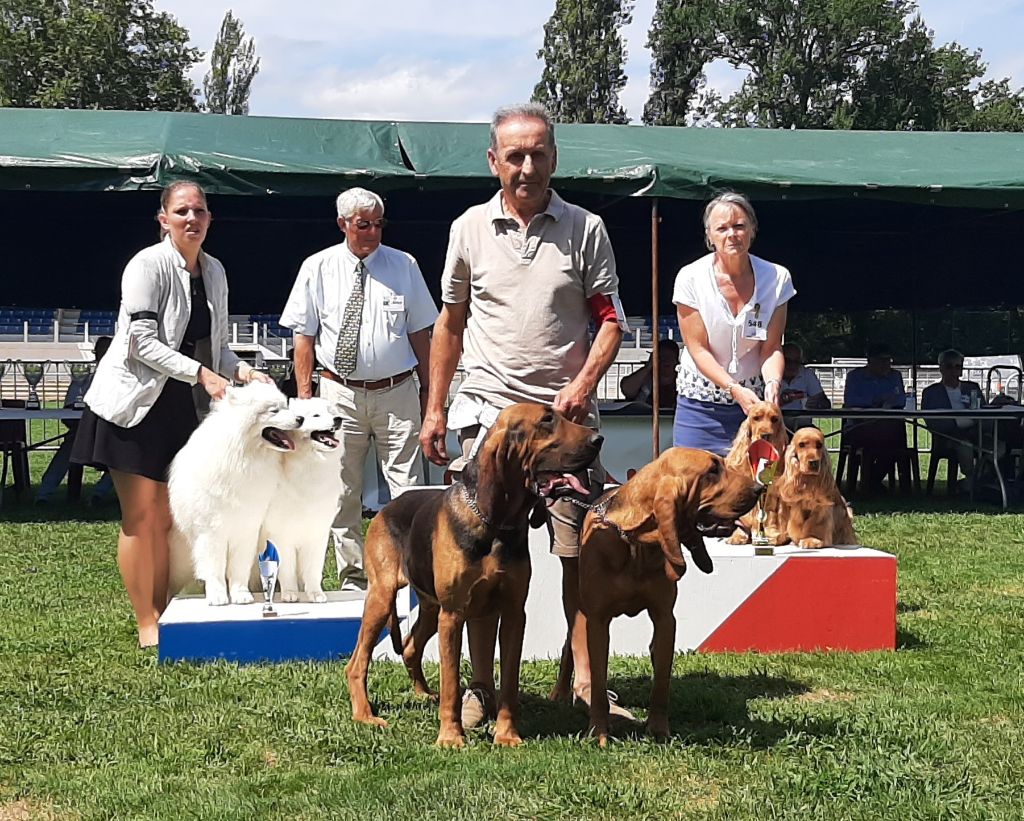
266 361 290 391
258 541 281 617
68 362 93 409
23 361 45 410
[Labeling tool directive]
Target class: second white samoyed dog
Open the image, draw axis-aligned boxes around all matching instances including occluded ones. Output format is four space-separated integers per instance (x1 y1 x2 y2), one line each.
168 381 302 606
260 397 344 603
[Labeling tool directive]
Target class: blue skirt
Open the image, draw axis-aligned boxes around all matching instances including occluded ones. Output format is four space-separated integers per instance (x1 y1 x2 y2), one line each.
673 395 744 456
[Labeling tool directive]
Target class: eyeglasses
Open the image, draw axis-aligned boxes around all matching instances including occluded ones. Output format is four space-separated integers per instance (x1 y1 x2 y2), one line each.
350 218 387 231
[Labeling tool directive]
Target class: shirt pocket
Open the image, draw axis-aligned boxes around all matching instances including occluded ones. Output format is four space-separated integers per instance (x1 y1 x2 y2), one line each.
383 291 407 338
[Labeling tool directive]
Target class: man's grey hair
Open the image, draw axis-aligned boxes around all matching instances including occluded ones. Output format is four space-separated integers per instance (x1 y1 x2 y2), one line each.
490 103 555 151
938 348 964 368
702 191 759 250
335 187 384 220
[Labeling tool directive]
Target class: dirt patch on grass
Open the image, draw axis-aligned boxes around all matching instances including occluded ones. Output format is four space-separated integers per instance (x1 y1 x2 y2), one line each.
624 761 722 812
794 688 855 704
0 799 62 821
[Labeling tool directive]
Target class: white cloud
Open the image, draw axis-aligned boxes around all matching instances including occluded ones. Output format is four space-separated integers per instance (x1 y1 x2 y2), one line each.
156 0 1022 123
300 59 537 122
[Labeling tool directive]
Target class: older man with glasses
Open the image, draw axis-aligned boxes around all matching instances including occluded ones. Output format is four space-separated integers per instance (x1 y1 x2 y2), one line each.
281 187 438 590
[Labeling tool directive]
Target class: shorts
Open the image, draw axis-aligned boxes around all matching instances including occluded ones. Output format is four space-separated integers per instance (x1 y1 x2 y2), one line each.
454 424 606 558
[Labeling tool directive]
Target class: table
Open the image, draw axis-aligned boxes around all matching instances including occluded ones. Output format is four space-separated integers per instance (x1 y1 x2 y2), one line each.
785 407 1024 508
0 407 84 501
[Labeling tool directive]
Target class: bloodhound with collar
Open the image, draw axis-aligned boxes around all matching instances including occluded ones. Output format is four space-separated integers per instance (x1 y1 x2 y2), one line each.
578 447 762 747
345 402 603 747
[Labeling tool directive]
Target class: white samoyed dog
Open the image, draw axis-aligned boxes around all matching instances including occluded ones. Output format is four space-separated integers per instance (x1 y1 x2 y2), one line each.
168 381 302 606
260 397 344 603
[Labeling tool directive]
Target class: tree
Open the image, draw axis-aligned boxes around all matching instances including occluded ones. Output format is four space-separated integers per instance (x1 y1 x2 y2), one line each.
0 0 200 111
643 0 719 125
202 10 260 115
845 16 985 131
533 0 633 124
710 0 913 129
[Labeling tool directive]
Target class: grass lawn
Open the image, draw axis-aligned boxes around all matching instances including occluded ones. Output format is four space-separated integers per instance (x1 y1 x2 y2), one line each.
3 466 1024 819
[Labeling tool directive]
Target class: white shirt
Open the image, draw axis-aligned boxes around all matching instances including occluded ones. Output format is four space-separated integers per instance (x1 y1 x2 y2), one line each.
946 384 974 428
280 241 438 380
672 252 796 403
781 366 825 410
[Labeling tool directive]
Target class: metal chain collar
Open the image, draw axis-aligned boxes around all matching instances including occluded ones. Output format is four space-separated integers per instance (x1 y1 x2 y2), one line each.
457 482 518 532
564 488 635 543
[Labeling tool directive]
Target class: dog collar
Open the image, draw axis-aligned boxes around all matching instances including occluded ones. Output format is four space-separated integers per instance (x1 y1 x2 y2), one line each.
457 482 519 532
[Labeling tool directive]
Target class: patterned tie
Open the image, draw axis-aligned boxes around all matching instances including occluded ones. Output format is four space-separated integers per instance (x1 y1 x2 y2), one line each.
333 260 366 376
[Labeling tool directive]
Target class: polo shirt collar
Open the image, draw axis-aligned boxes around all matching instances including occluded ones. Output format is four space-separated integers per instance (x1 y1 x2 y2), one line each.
488 189 565 224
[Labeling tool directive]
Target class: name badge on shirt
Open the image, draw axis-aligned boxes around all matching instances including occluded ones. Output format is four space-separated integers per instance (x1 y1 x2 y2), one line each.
384 294 405 313
743 311 767 341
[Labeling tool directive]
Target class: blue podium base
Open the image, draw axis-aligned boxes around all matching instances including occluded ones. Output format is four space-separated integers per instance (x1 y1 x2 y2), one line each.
158 590 411 665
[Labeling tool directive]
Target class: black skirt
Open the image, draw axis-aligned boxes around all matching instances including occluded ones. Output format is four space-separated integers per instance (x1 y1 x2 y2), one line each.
71 378 199 483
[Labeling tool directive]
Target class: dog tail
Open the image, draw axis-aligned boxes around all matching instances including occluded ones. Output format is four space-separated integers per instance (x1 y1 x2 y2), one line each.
388 599 403 655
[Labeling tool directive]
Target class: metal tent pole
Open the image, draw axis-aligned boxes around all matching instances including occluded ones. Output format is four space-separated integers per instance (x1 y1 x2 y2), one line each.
651 198 661 458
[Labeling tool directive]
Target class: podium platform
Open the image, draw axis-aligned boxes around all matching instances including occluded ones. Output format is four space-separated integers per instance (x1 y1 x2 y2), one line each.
160 528 895 664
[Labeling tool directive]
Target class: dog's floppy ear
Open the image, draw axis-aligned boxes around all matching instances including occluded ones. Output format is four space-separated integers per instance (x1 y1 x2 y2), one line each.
653 472 712 581
725 416 751 472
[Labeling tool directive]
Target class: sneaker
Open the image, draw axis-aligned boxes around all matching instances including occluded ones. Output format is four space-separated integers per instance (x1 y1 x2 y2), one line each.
460 687 495 729
574 684 636 721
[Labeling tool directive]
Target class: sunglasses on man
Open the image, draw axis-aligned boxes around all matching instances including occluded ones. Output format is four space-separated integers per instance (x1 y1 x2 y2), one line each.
349 218 388 231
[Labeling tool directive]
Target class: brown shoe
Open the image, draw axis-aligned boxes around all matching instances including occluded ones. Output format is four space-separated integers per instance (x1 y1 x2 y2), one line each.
573 684 635 721
460 686 496 729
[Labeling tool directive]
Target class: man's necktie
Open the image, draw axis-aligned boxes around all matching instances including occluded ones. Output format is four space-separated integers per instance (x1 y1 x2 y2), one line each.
333 260 365 376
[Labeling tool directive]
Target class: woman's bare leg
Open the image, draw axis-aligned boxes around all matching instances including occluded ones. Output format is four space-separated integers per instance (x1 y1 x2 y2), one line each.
110 470 173 648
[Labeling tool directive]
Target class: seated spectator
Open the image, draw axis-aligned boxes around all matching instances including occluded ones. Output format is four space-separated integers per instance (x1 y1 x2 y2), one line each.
36 337 115 505
843 343 907 493
619 338 679 409
780 342 831 411
921 349 981 491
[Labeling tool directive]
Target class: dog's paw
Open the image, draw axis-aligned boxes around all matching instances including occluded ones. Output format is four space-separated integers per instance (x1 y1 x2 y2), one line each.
307 590 328 604
435 732 466 749
646 715 671 741
230 589 255 605
798 538 824 549
726 529 750 545
281 590 299 603
205 588 230 606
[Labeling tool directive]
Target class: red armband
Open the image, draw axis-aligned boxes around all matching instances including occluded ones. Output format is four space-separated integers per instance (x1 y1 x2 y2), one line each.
588 292 628 330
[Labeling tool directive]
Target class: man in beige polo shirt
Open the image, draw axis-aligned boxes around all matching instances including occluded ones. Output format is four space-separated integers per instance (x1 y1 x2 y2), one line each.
420 102 628 726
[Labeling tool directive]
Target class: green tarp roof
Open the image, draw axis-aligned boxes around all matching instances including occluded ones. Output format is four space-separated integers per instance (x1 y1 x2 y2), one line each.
3 108 1024 207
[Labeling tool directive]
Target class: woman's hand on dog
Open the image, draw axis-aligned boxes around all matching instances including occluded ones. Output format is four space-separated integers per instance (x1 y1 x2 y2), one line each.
198 366 230 400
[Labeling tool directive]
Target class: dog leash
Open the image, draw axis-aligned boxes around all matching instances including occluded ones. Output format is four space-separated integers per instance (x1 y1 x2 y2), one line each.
564 489 636 543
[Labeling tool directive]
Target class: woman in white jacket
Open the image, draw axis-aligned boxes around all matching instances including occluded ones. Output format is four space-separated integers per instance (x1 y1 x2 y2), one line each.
72 181 269 648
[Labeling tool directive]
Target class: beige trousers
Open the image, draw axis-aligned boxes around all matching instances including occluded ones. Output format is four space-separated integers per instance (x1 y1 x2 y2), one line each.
318 376 424 588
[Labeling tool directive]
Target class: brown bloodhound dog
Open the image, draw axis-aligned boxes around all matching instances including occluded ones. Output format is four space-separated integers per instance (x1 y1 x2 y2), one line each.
345 403 603 748
579 447 762 747
726 401 790 545
776 426 857 548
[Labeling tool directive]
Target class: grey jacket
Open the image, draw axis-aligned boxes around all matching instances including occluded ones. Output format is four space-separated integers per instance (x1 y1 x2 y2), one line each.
85 237 241 427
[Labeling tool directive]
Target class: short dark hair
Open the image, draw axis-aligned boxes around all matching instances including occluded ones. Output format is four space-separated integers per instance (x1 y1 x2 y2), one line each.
867 342 892 359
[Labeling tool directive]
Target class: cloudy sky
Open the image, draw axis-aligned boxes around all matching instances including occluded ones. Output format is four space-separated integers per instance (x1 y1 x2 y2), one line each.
157 0 1024 123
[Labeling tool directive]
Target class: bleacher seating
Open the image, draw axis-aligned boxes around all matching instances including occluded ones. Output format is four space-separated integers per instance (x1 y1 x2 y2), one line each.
0 307 57 337
250 313 290 339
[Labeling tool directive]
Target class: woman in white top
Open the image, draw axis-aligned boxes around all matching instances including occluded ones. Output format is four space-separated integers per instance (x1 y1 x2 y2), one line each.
72 181 270 648
672 192 795 454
